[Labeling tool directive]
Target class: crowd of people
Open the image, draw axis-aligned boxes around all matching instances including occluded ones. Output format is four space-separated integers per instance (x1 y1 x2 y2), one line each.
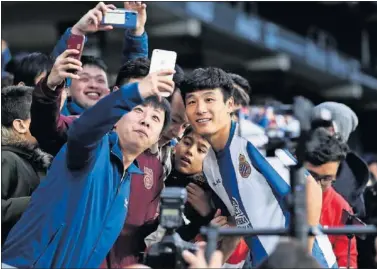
2 2 377 268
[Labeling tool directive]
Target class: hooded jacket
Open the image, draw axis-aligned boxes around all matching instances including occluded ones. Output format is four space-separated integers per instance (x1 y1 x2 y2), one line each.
1 134 52 244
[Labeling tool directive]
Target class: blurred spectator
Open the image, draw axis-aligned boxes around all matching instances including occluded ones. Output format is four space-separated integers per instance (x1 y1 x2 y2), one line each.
1 85 52 245
115 57 150 87
229 72 251 110
358 153 377 269
2 69 175 268
2 39 12 78
363 153 377 185
311 102 369 218
304 128 357 268
229 73 268 150
6 52 53 87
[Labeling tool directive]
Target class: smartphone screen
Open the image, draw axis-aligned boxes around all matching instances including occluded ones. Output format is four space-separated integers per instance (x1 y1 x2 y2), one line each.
149 49 177 97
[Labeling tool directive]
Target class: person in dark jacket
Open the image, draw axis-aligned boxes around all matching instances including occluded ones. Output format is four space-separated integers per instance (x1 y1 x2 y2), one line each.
1 85 52 244
2 45 176 268
311 102 369 218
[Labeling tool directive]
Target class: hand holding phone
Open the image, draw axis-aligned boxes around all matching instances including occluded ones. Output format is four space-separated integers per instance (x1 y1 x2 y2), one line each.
149 49 177 97
47 49 83 90
71 2 116 35
101 9 137 29
67 35 85 73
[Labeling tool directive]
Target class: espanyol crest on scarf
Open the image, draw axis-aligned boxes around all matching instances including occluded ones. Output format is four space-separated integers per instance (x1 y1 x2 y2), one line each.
238 154 251 178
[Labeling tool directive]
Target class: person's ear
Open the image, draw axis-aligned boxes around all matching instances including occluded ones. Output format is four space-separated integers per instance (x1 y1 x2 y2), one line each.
226 96 235 114
12 119 28 134
17 81 25 86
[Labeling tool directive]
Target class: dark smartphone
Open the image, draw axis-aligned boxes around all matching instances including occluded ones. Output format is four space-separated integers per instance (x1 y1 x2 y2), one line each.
67 34 84 73
341 209 367 239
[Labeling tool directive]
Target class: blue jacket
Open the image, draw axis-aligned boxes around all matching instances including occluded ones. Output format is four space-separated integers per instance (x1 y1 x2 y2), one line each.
2 83 145 268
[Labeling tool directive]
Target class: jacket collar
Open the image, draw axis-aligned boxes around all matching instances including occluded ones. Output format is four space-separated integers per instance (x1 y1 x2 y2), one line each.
61 98 86 116
1 139 52 170
108 131 143 175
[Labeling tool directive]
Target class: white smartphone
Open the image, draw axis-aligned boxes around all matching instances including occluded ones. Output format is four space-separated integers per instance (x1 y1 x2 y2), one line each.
149 49 177 97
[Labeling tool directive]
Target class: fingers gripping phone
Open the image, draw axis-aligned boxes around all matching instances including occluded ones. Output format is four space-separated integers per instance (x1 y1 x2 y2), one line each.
149 49 177 97
67 34 85 73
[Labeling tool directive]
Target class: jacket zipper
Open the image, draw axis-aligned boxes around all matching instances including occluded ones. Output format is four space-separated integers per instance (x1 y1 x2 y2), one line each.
117 169 128 194
84 152 128 266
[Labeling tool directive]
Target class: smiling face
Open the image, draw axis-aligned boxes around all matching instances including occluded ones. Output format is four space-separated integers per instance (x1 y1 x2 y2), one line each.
185 88 234 138
115 103 165 154
70 65 109 109
174 131 210 175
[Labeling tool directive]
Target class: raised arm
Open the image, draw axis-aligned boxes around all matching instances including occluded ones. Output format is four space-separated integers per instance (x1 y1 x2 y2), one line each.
121 2 149 63
51 2 116 59
30 49 82 156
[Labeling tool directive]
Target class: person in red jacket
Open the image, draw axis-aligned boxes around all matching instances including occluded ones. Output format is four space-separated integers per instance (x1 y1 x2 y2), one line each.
304 128 358 268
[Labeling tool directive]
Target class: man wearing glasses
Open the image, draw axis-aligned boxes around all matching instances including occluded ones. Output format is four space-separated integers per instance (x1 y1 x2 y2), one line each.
304 128 358 268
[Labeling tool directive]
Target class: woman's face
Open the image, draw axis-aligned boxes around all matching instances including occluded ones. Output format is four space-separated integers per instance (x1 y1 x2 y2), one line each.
174 132 210 175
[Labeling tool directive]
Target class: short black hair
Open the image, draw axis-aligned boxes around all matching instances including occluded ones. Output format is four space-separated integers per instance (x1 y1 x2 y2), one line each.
173 64 185 88
229 73 251 106
180 67 234 103
182 125 195 137
81 55 108 73
115 58 184 89
304 128 349 166
8 52 53 86
142 96 171 134
115 57 150 87
2 85 33 127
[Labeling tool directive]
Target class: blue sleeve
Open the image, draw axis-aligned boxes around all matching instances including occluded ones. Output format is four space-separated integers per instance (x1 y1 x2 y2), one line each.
51 28 87 59
121 31 149 65
66 83 143 169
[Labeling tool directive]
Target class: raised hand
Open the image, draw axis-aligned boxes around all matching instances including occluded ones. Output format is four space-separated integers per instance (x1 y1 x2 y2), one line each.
47 49 83 90
72 2 117 36
187 183 212 217
124 1 147 36
137 69 175 99
210 209 228 228
182 241 224 269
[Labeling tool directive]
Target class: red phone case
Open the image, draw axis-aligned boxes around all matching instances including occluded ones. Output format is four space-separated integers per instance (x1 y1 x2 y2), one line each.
67 34 84 60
